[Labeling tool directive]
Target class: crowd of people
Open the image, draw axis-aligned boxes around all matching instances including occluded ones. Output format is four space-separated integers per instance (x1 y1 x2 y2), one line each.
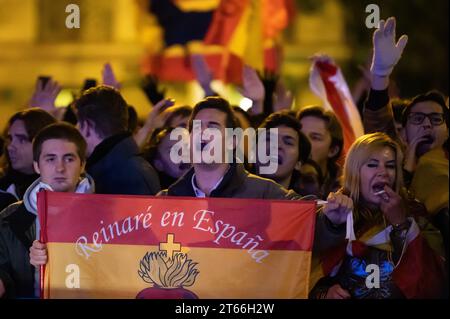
0 17 448 299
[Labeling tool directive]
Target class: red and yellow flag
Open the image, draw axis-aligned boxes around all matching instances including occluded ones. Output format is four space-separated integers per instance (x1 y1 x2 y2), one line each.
141 0 294 82
38 191 316 299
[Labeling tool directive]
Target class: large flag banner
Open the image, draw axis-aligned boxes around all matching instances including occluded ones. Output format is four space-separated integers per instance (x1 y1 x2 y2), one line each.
38 191 316 299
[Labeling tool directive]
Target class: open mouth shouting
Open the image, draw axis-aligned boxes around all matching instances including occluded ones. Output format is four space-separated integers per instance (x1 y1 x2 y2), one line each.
371 181 391 201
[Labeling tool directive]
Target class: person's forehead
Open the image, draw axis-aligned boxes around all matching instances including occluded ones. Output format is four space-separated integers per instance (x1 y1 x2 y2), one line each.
300 116 327 132
410 101 444 113
272 125 299 140
9 120 28 135
367 146 395 160
195 108 227 123
40 139 78 154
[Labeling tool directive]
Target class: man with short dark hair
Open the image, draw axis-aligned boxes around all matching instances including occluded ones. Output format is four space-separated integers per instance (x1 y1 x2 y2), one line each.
158 97 300 199
401 91 448 166
256 111 312 195
74 85 161 195
0 122 94 298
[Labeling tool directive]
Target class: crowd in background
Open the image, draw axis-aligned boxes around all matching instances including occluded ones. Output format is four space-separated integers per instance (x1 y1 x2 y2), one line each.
0 17 448 299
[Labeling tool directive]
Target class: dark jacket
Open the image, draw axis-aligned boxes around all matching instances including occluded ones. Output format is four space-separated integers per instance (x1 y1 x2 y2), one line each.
363 88 398 139
0 175 95 299
0 190 16 213
87 133 161 195
0 203 36 299
0 170 39 211
159 163 302 200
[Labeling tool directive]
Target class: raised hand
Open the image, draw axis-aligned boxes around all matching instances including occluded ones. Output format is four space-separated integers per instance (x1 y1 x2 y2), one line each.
191 54 215 96
273 80 293 111
370 17 408 77
102 62 121 90
145 98 175 130
402 127 433 173
323 191 353 225
240 65 265 101
29 77 61 112
141 75 166 105
238 65 265 115
29 240 48 267
134 98 175 148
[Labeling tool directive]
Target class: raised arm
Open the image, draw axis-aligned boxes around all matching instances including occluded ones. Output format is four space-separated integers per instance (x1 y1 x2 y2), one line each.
364 17 408 137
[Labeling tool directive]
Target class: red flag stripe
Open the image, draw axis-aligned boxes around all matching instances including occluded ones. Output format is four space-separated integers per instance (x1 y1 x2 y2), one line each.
203 0 249 46
38 192 316 251
316 61 356 153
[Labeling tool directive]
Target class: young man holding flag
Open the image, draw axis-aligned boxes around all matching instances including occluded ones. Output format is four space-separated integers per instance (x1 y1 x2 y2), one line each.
0 123 94 298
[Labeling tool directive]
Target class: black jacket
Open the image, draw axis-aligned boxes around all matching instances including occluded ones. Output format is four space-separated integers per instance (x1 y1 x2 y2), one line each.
0 170 39 211
0 203 36 298
161 163 302 200
87 133 161 195
0 191 16 213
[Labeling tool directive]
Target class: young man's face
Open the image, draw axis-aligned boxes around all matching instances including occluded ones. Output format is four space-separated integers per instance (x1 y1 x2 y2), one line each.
6 120 34 174
300 116 335 166
190 108 230 164
404 101 448 156
34 139 85 192
257 125 300 182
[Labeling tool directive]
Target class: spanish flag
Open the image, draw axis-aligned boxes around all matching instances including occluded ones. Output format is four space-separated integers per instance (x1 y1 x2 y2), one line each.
38 191 316 299
141 0 294 83
204 0 293 73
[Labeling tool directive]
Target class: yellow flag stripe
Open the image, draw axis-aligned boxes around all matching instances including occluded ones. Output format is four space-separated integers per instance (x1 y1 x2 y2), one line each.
44 243 311 299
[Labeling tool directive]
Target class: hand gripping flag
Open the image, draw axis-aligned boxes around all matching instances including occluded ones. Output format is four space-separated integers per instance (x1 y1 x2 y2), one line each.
38 191 316 299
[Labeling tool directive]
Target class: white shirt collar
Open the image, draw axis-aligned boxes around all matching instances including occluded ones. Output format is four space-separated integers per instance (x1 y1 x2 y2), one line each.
191 167 230 198
5 183 19 200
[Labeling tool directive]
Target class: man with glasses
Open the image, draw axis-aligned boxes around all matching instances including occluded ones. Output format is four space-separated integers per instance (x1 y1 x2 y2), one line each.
401 92 448 170
362 16 448 178
402 92 449 265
